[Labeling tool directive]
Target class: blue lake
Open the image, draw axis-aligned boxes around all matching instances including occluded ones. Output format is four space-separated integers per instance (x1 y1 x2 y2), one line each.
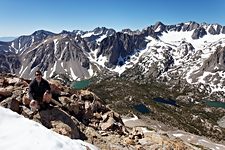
133 104 150 113
153 97 178 106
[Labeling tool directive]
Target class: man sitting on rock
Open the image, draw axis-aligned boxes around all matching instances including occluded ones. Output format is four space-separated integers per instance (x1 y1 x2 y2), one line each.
23 70 52 111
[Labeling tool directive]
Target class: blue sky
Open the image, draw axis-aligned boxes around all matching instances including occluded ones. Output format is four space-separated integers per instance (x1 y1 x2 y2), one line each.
0 0 224 36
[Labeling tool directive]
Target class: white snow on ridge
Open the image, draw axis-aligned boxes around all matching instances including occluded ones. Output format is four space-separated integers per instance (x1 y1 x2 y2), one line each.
111 36 158 75
19 65 24 74
81 32 95 38
96 55 108 67
20 66 28 77
43 70 48 79
113 32 225 81
172 133 184 137
160 31 225 86
89 48 106 66
50 61 57 77
198 71 211 84
199 71 225 93
61 62 64 68
59 42 68 60
160 31 225 50
154 26 161 32
18 40 21 50
11 42 15 48
96 34 107 43
109 35 177 75
112 47 147 75
0 107 98 150
31 36 35 44
53 39 58 54
10 42 17 53
70 67 78 80
88 64 94 77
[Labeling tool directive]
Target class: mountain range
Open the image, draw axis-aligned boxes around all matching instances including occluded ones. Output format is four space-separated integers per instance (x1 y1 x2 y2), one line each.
1 21 225 99
0 36 17 42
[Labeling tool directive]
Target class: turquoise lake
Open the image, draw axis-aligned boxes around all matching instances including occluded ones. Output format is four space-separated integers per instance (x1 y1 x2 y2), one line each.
71 79 91 90
205 100 225 109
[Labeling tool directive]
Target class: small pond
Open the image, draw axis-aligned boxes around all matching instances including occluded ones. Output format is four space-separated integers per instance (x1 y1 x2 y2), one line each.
153 97 178 106
71 79 91 90
133 104 150 113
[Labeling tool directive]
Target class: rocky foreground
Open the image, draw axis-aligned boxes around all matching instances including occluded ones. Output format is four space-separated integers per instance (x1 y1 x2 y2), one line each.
1 73 225 150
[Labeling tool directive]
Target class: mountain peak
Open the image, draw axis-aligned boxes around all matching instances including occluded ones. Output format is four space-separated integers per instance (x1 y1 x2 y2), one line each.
154 21 165 26
31 30 55 36
92 27 115 35
153 21 166 32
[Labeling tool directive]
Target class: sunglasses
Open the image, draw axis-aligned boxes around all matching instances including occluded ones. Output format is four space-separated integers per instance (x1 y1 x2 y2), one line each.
35 74 42 76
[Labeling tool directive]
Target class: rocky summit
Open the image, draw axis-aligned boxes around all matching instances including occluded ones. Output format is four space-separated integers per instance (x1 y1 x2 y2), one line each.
1 73 225 150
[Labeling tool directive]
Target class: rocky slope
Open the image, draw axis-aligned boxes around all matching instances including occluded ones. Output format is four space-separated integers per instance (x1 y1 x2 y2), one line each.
1 73 225 149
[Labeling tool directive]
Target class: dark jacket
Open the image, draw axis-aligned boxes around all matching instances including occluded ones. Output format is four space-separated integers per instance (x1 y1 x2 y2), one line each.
28 78 51 101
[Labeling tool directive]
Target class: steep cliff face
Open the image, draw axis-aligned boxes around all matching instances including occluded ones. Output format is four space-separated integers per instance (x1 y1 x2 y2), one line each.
97 32 147 67
189 46 225 90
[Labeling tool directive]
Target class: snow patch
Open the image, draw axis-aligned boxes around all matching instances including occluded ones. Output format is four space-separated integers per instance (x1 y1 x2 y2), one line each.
88 64 94 77
20 66 28 77
81 32 94 38
53 39 58 54
96 35 107 43
59 42 68 60
50 61 57 77
172 133 183 137
122 114 138 123
19 66 24 74
141 127 153 133
0 107 98 150
70 67 78 80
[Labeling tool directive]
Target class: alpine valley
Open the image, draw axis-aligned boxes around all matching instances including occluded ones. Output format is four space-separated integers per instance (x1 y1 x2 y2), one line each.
1 21 225 148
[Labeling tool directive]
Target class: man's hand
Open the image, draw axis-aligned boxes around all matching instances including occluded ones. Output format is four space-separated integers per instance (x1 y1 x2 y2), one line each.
29 100 39 111
43 90 52 103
